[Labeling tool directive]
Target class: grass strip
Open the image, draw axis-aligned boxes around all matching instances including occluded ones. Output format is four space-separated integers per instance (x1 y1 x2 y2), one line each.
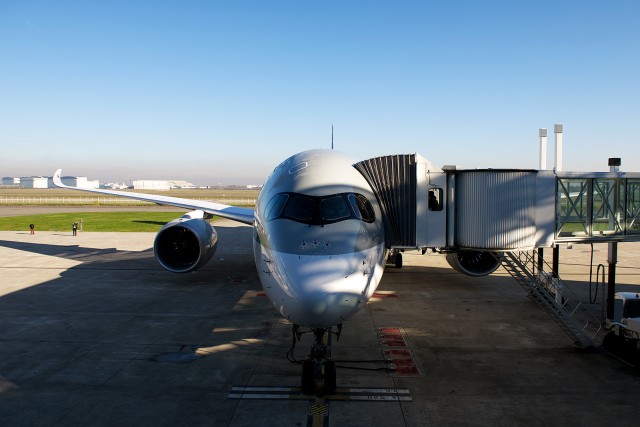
0 212 197 232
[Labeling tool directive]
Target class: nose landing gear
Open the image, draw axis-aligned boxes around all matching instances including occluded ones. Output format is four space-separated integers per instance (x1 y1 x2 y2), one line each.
291 325 340 395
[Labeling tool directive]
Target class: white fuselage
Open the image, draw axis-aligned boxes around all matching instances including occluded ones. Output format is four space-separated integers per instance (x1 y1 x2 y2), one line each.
252 150 386 328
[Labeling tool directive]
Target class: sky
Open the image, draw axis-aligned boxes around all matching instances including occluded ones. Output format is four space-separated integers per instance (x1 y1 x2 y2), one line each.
1 1 639 185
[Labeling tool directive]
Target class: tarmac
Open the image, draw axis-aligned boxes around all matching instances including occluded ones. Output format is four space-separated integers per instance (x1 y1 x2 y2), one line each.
1 218 640 426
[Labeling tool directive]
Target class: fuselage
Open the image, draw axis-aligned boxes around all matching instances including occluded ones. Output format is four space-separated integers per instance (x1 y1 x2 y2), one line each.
253 150 386 328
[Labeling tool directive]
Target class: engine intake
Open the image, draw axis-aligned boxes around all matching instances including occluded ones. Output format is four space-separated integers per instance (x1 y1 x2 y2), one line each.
445 250 501 277
154 211 218 273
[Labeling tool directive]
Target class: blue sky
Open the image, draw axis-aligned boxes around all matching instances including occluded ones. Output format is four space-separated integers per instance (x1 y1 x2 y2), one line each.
1 1 638 185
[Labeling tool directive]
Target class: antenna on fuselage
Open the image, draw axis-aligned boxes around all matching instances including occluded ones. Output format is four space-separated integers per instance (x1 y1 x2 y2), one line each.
331 123 334 149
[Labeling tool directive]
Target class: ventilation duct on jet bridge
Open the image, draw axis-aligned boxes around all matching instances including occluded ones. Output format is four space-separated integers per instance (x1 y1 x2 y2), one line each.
354 155 417 247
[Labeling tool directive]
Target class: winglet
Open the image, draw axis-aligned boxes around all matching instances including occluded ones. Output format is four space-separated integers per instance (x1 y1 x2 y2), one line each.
53 169 69 188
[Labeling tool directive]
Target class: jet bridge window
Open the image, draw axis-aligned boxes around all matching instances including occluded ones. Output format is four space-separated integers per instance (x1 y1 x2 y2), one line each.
268 192 376 225
428 188 443 211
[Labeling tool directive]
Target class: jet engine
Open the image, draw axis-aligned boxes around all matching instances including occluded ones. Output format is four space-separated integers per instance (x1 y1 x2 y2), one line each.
445 250 501 277
154 210 218 273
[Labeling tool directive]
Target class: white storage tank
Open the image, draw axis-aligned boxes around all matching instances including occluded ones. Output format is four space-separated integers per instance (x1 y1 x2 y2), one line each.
455 170 537 249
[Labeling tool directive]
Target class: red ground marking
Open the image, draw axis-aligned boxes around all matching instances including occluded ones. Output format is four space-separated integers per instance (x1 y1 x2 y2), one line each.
394 366 420 376
377 326 421 376
256 292 267 297
382 338 406 347
371 293 398 299
391 358 416 367
384 349 411 358
380 332 402 339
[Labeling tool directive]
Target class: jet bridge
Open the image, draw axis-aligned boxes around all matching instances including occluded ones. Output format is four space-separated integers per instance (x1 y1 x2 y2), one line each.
355 154 640 349
354 154 446 249
355 155 640 252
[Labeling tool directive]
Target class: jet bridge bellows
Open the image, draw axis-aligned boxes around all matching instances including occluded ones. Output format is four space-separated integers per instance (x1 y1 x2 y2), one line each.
355 155 417 247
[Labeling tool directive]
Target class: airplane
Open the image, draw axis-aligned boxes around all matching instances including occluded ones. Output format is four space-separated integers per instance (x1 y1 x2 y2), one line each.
53 149 494 394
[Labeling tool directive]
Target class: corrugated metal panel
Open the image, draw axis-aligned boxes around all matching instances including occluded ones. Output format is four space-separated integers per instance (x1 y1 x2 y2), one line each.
455 170 537 249
354 155 416 247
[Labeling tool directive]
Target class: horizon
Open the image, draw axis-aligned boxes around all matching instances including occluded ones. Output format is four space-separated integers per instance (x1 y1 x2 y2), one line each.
0 173 264 188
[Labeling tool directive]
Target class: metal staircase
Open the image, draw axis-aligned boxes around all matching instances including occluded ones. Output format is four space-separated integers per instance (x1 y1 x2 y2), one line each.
497 251 602 349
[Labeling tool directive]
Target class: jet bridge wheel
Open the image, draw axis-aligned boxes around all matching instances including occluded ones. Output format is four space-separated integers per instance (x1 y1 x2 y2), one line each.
395 252 403 268
387 250 403 269
602 331 628 355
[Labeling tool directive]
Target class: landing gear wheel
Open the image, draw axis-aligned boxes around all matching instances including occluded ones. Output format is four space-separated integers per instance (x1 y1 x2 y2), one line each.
395 252 403 269
299 327 338 395
301 360 315 394
323 361 336 395
602 331 625 355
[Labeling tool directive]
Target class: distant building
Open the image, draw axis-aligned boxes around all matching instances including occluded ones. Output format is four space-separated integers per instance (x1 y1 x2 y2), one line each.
75 177 100 189
101 182 129 190
2 175 100 188
20 177 49 189
2 177 20 186
47 176 99 189
132 180 196 190
133 180 171 190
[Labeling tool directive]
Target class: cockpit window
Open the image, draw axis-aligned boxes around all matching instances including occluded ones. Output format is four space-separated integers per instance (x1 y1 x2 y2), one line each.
282 193 314 221
265 193 289 221
267 192 376 225
348 194 375 223
321 195 351 221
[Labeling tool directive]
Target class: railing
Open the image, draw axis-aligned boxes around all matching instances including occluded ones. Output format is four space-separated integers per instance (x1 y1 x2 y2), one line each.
557 176 640 238
499 250 603 348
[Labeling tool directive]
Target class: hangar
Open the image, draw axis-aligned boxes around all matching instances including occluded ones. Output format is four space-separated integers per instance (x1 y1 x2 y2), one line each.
132 179 196 190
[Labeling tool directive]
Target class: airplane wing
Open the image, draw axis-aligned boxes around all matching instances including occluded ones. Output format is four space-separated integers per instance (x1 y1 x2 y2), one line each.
53 169 255 225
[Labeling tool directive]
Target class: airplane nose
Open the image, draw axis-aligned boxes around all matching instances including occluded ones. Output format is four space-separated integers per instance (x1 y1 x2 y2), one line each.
294 287 361 327
281 256 372 327
301 288 355 316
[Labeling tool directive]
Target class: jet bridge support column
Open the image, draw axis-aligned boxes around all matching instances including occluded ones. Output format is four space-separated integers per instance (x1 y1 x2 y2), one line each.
552 246 560 279
537 248 544 275
607 242 618 320
606 157 621 320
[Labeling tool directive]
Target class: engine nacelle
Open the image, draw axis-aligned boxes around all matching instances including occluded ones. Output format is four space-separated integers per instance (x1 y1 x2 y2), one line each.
154 210 218 273
445 250 501 277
